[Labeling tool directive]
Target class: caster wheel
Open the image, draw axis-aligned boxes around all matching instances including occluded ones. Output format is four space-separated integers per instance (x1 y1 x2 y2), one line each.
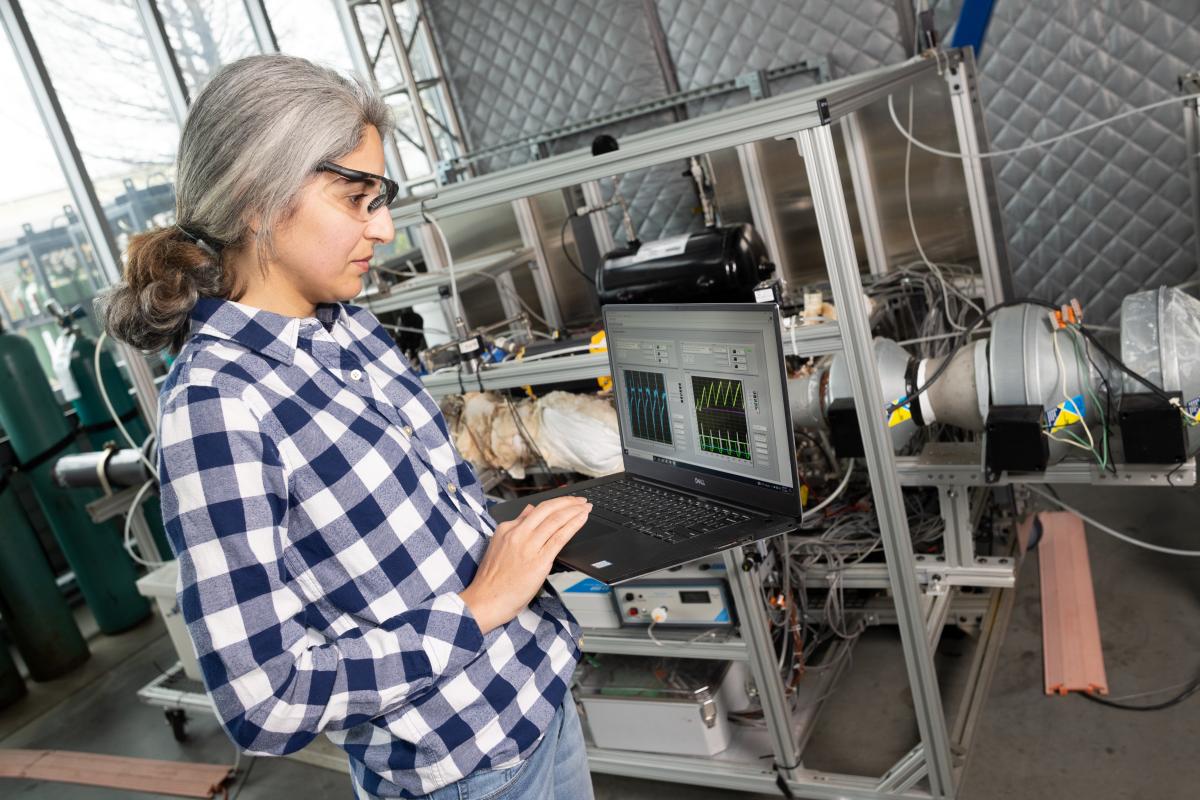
165 708 189 742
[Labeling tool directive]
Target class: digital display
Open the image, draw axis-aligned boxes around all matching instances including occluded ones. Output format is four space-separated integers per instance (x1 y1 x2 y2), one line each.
606 306 795 495
679 590 711 604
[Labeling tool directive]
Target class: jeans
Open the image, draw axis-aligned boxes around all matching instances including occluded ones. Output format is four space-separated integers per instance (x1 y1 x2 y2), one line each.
354 699 594 800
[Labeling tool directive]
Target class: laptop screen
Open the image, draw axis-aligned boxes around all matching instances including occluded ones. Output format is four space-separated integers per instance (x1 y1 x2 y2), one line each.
604 304 796 497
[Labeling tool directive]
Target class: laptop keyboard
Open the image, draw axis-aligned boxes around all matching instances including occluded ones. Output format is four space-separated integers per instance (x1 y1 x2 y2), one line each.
573 479 753 545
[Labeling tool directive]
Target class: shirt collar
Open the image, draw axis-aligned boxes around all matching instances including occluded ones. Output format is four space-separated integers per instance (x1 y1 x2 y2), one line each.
189 297 343 365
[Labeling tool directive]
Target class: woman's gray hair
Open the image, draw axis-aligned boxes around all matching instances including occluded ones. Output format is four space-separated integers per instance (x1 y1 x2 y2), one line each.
100 54 392 352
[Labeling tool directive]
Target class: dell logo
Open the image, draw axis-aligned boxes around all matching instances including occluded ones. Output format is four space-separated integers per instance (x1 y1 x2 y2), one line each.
693 477 706 487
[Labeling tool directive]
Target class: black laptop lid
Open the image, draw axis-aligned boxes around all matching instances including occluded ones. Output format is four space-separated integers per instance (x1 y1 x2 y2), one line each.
602 303 801 517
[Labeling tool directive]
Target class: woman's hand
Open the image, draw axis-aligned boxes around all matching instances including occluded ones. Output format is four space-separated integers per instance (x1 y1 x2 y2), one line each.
459 496 591 634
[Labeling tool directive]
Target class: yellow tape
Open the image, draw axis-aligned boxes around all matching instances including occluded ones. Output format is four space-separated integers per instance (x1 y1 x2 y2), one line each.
591 330 612 391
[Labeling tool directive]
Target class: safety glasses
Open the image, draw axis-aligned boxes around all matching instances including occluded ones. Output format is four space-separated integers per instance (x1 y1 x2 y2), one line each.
316 160 399 216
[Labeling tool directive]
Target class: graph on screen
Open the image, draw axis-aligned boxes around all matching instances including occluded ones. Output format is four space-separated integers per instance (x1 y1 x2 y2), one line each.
692 375 751 461
625 369 672 445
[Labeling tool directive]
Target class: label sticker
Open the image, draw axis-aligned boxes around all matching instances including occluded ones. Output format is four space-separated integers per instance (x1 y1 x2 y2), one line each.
888 396 913 428
591 560 613 569
1045 394 1085 432
631 234 690 264
565 577 612 594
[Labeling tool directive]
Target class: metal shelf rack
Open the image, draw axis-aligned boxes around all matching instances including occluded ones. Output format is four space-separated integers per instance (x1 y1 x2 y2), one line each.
387 49 1017 798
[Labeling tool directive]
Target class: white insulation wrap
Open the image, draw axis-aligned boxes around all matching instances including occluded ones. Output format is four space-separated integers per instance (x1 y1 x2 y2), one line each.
449 391 622 479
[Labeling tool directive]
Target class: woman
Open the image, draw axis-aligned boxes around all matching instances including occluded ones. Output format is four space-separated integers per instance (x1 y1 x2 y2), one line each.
101 54 593 800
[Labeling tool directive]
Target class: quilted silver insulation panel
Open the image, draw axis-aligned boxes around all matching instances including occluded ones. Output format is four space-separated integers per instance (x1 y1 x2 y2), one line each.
977 0 1200 320
426 0 904 242
425 0 700 242
426 0 1198 315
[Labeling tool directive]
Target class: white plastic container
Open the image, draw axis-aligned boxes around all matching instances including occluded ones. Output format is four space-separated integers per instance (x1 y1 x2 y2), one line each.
136 560 202 681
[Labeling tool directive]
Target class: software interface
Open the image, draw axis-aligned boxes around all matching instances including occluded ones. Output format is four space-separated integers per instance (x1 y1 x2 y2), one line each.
605 306 795 494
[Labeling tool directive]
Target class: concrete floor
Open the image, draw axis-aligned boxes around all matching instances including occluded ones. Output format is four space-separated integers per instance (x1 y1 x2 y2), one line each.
0 484 1196 799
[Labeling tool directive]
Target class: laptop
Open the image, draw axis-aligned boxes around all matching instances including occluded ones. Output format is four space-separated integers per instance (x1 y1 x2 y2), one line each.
491 303 804 585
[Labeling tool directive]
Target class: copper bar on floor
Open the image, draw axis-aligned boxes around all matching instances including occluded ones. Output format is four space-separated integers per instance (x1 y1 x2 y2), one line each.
1036 511 1109 696
0 749 233 798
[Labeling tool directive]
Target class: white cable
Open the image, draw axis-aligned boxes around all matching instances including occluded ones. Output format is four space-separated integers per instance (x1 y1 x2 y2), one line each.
95 331 158 479
123 479 166 568
901 88 982 326
425 211 465 330
889 91 1200 161
804 459 854 518
1027 485 1200 557
646 620 665 647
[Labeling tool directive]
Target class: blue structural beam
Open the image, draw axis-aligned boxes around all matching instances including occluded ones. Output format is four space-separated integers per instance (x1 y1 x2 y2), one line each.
950 0 997 57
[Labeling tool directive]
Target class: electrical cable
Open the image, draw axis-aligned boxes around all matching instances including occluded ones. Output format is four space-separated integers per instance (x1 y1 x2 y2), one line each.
888 91 1200 161
1026 485 1200 557
885 297 1059 416
95 330 158 480
1080 677 1200 711
802 459 854 519
472 272 555 329
424 210 465 332
123 479 166 568
559 215 592 283
901 87 982 328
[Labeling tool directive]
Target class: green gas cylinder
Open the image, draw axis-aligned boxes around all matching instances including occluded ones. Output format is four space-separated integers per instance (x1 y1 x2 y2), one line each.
0 327 149 635
49 305 171 560
0 474 89 679
0 633 25 710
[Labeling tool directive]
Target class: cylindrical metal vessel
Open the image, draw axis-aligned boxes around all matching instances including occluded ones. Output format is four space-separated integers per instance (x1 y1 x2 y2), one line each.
0 330 149 634
597 224 772 305
0 476 90 680
0 634 26 710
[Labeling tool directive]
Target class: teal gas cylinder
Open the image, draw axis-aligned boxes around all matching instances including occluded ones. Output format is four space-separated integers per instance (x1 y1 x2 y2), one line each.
0 326 149 634
0 473 89 679
0 633 25 710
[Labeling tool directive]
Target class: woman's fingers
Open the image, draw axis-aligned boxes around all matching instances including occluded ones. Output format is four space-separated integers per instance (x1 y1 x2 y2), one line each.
522 505 591 552
538 507 590 559
516 496 588 536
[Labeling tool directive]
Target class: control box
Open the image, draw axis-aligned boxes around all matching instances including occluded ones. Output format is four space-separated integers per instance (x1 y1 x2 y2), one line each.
548 571 622 629
615 560 733 628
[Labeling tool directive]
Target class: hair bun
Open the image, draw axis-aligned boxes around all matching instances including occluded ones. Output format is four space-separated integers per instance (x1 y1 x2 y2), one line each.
98 225 224 353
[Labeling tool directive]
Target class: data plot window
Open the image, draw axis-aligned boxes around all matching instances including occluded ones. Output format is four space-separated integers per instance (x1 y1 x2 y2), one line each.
692 375 751 461
624 369 672 445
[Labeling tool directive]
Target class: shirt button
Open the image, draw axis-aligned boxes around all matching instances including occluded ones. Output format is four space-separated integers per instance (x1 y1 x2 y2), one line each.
402 425 413 437
447 483 457 494
349 369 363 381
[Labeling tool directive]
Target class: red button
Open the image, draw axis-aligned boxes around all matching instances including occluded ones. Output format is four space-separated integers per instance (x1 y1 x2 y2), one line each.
628 608 639 616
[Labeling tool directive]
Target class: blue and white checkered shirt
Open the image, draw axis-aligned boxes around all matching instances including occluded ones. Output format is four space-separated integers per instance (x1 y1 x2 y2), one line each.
157 297 581 798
